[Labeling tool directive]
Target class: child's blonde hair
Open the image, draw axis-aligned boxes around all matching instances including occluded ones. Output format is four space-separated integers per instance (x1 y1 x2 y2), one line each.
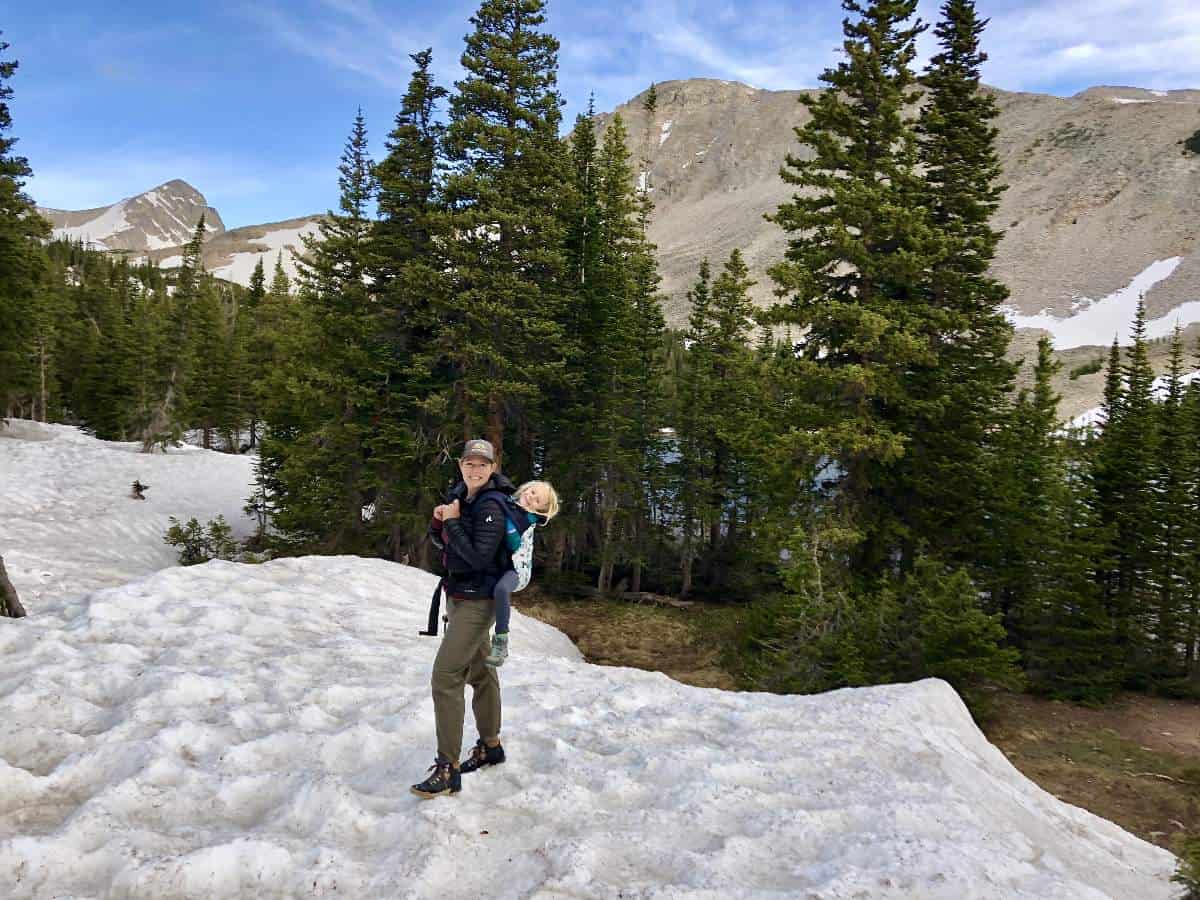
516 480 560 520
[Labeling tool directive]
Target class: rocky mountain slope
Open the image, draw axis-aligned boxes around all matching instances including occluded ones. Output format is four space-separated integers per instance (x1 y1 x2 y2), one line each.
37 179 224 252
607 80 1200 330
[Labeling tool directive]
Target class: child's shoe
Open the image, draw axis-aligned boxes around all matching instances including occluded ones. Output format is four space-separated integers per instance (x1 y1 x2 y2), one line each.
485 632 508 668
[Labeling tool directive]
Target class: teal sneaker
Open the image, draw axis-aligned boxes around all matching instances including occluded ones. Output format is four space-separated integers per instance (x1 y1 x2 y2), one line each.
485 632 509 668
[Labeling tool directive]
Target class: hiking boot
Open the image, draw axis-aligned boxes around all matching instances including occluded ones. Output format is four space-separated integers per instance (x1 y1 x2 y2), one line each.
459 738 505 774
485 633 509 668
410 756 461 798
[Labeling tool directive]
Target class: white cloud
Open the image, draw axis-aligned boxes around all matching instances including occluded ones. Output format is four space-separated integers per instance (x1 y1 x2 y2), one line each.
244 1 468 94
1061 43 1101 61
970 0 1200 91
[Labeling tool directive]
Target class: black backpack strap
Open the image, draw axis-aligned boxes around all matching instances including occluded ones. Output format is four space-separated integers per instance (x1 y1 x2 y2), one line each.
476 489 519 569
419 577 445 636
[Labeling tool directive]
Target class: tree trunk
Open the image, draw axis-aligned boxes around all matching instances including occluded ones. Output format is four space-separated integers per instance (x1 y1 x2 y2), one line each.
487 395 504 464
142 369 178 452
0 556 27 618
38 341 48 422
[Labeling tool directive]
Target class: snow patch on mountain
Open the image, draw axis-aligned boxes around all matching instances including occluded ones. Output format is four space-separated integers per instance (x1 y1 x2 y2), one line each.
209 221 320 285
51 200 130 250
1007 258 1196 349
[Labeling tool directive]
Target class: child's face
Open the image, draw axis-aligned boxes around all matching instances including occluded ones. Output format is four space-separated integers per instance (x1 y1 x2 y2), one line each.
519 483 550 513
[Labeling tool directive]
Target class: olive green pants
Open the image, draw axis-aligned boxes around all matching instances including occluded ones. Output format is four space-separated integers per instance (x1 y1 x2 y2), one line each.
432 596 501 762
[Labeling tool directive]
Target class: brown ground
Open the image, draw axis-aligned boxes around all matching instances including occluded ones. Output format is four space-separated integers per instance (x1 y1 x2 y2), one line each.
515 590 1199 852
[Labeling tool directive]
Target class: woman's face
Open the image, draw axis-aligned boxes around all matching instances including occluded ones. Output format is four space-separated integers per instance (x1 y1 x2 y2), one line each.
459 455 496 493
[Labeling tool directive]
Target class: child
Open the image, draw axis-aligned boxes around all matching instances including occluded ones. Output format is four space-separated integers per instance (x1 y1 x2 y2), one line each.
486 480 560 668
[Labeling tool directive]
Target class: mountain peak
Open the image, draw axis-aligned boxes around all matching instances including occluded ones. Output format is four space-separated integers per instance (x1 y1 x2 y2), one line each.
40 181 224 252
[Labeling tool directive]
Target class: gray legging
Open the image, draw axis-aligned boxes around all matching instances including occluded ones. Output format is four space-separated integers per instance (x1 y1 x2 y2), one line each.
492 569 518 635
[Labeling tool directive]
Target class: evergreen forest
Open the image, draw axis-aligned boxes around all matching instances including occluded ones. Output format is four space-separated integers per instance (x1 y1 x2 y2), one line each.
3 2 1200 704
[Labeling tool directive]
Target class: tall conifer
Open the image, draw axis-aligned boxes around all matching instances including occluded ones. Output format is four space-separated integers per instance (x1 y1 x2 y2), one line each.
434 0 570 458
261 113 377 547
767 0 936 577
370 50 456 563
901 0 1014 568
0 35 50 416
1153 326 1194 678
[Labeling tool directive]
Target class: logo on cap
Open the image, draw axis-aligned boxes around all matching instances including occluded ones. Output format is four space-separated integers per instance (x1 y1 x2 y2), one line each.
463 439 495 462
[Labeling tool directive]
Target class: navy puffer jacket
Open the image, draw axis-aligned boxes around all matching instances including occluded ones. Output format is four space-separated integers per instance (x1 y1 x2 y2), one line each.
433 473 516 596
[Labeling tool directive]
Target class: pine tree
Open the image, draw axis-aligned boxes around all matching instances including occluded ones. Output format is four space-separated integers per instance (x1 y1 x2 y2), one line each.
1024 426 1119 702
677 250 763 592
140 216 208 449
261 112 377 547
1185 341 1200 678
433 0 570 458
676 259 712 595
900 0 1014 569
982 337 1063 644
369 50 456 563
542 103 603 578
767 0 936 577
0 35 50 416
1090 300 1159 680
240 257 267 447
1152 326 1194 680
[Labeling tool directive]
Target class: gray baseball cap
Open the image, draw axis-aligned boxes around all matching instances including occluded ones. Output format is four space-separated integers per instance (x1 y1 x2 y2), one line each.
461 439 496 462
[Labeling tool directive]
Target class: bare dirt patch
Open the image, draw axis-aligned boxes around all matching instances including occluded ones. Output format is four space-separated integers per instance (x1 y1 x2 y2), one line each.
514 589 736 690
983 691 1200 850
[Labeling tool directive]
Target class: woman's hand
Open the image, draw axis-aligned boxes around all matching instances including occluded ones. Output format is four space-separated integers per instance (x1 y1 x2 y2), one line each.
432 504 446 522
442 499 461 521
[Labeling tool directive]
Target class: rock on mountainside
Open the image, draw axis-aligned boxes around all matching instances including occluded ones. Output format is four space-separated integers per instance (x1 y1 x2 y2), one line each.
37 179 224 252
605 80 1200 336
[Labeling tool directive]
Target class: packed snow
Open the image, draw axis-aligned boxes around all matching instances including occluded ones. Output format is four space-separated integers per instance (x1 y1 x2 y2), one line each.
209 222 321 286
1008 257 1200 349
0 421 255 610
0 422 1181 899
1111 97 1155 104
660 120 673 146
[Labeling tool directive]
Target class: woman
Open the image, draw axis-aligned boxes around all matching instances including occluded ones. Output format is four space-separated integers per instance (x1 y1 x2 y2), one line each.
411 438 514 798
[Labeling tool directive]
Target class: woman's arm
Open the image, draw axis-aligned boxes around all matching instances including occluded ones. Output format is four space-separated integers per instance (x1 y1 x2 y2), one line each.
442 498 505 571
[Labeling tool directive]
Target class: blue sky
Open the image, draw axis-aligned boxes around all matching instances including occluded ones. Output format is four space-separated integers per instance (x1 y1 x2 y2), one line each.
8 0 1200 228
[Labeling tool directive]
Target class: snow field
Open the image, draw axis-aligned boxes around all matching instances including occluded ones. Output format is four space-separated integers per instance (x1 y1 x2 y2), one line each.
0 421 1180 898
0 420 256 609
0 554 1178 899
